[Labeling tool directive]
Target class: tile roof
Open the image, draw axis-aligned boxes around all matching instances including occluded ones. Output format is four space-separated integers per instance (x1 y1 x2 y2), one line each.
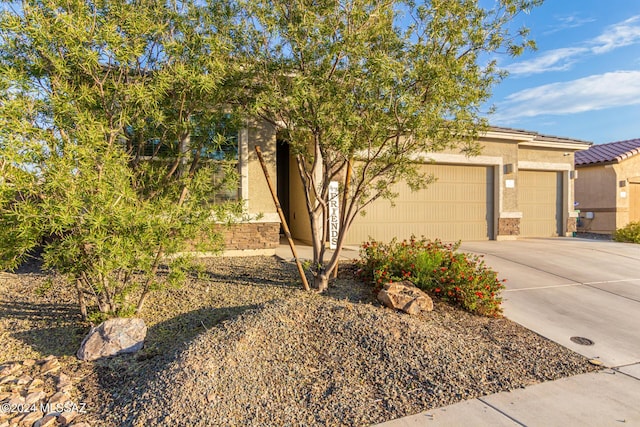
575 138 640 166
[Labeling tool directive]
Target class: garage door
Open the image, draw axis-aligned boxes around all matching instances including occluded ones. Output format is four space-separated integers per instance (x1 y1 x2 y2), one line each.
518 170 562 237
346 164 494 244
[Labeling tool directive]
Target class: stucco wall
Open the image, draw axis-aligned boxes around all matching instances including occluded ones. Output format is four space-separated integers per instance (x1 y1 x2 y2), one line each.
246 119 279 218
575 163 622 233
613 155 640 227
288 154 313 244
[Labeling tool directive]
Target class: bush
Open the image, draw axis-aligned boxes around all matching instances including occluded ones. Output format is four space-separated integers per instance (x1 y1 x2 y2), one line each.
613 222 640 243
357 236 505 317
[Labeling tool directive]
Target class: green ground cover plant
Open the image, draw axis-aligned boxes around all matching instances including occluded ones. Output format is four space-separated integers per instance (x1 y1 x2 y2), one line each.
613 222 640 243
358 236 505 317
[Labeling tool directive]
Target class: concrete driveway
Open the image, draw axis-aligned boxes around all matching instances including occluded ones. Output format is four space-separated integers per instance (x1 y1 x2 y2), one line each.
460 238 640 368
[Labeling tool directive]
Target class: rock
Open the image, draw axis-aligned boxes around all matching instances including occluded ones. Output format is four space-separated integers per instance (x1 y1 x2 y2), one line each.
57 410 78 425
7 394 24 406
40 358 60 375
69 423 91 427
377 281 434 315
27 379 44 391
0 364 20 377
76 318 147 361
47 392 68 406
33 414 58 427
17 410 43 426
24 390 47 406
0 376 16 385
21 360 36 368
56 373 73 393
15 375 32 385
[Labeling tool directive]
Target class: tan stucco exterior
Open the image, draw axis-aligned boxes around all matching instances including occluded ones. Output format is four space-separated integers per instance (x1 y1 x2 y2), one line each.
575 154 640 234
283 129 588 245
245 119 278 218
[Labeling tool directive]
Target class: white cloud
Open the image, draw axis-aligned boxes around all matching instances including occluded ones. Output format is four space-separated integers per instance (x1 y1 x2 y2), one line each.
543 14 596 35
590 15 640 53
506 47 588 75
506 15 640 76
493 71 640 121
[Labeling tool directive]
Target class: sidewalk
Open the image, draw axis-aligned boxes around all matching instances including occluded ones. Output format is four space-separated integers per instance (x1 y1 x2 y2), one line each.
274 238 360 262
375 366 640 426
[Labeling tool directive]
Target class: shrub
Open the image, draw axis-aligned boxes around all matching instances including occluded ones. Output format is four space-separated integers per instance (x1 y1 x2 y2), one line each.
613 222 640 244
358 236 505 317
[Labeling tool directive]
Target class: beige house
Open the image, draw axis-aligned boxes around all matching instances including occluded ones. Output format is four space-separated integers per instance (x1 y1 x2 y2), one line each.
574 139 640 234
284 127 590 246
220 123 590 254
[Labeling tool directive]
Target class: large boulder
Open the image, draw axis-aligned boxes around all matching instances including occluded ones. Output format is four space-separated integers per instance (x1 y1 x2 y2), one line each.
77 318 147 361
377 281 433 315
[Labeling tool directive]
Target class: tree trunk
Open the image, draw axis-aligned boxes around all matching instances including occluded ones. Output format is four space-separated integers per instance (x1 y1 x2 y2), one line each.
315 271 329 293
75 279 87 321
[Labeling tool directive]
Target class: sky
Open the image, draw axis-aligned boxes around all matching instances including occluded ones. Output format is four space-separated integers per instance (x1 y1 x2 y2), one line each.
486 0 640 145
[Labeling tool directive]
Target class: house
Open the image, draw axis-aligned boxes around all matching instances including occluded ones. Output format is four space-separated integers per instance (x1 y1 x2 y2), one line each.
221 123 591 255
574 139 640 234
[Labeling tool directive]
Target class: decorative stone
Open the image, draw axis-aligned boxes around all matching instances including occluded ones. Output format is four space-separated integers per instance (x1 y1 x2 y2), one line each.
47 392 68 406
21 360 36 368
24 390 47 405
69 423 91 427
0 363 21 376
56 373 73 393
7 394 25 406
15 375 32 385
76 318 147 361
34 414 58 427
19 410 44 426
40 358 60 375
377 281 434 315
57 410 78 425
28 379 44 391
0 376 16 386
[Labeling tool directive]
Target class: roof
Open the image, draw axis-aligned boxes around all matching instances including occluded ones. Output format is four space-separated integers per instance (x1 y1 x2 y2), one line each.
575 138 640 166
483 126 592 150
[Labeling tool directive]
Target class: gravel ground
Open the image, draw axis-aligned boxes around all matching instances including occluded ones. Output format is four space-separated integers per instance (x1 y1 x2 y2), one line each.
0 256 598 426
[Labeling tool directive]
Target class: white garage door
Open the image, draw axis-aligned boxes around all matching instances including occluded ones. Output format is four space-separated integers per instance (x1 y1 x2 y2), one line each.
346 164 494 245
518 170 562 237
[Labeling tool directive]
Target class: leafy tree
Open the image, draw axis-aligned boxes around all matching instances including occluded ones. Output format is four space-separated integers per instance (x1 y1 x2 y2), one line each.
0 0 243 320
244 0 541 291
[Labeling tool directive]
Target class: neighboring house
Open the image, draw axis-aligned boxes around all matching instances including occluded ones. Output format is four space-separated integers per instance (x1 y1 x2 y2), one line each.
574 139 640 234
221 123 590 254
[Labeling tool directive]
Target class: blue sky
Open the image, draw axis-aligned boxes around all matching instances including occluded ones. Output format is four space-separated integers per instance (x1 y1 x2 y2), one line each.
487 0 640 144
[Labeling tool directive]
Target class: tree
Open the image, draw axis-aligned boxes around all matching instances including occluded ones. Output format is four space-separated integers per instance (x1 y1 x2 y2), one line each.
244 0 541 291
0 0 243 320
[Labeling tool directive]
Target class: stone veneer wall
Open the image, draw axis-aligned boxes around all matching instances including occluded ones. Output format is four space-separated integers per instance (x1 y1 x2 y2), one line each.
566 217 577 234
220 222 280 250
498 218 520 236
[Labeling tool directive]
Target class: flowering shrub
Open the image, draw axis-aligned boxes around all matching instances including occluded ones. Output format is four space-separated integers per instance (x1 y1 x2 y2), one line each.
358 236 505 317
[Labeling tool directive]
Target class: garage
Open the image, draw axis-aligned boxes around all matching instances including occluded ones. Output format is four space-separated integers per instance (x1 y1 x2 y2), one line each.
345 164 495 244
518 170 562 237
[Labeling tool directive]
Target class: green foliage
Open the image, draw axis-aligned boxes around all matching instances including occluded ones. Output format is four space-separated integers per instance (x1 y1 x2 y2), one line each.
0 0 243 319
242 0 542 289
613 222 640 244
358 236 505 317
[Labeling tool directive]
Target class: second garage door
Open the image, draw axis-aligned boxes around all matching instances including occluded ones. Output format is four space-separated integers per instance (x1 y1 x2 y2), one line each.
346 164 495 244
518 170 562 237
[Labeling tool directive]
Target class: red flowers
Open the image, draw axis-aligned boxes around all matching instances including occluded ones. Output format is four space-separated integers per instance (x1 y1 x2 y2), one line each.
357 235 503 317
